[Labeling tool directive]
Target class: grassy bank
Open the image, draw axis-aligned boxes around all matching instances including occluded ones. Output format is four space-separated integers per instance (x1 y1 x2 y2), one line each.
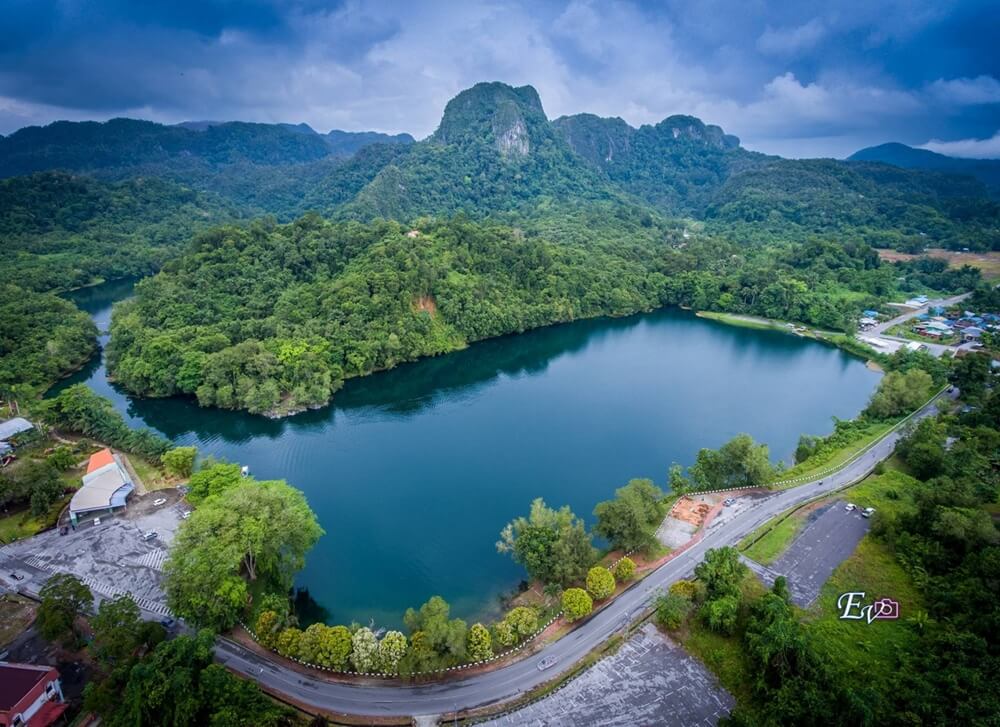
773 419 896 487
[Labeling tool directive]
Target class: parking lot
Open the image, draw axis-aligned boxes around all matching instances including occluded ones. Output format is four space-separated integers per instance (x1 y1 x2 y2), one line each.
482 623 734 726
0 491 187 616
743 501 870 607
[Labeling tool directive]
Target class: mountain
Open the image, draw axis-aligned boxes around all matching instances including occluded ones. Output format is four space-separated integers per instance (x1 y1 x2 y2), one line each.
339 82 634 220
553 113 763 215
849 142 1000 196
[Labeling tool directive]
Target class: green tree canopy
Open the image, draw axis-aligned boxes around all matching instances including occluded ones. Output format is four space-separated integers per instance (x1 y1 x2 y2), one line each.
690 434 775 491
593 478 666 552
37 573 92 645
497 497 596 585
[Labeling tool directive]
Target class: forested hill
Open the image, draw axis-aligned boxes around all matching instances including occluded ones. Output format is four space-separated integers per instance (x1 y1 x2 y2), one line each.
0 118 416 217
706 158 1000 251
0 172 236 292
849 142 1000 196
338 82 633 220
0 118 414 177
552 112 764 215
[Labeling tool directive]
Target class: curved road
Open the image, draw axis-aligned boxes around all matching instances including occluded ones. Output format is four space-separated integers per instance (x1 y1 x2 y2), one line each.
216 391 953 719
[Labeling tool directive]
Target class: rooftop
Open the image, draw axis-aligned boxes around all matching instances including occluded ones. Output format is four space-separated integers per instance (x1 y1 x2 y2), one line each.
0 662 55 710
86 448 115 474
0 417 33 440
71 458 134 514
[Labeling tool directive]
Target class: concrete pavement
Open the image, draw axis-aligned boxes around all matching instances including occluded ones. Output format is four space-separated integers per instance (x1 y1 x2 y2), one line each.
213 389 954 719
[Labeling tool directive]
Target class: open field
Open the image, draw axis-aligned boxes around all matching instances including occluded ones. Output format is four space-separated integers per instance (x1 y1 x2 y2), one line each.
878 248 1000 280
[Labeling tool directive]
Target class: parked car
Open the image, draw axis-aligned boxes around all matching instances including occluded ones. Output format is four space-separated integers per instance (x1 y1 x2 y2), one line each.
723 498 735 506
862 507 876 518
182 511 192 519
159 617 176 630
142 531 158 541
9 572 24 581
844 503 856 512
152 497 167 506
537 655 559 671
93 517 101 526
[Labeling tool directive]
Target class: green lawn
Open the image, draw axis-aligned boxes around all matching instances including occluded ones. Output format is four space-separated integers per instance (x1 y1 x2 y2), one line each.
741 509 808 565
0 490 72 543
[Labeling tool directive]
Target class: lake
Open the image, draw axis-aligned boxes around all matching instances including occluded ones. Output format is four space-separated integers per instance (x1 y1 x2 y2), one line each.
58 279 880 627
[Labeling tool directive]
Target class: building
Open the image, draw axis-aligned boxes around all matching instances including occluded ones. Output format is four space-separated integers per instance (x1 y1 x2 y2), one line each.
963 327 984 342
0 418 35 451
0 662 66 727
69 448 135 524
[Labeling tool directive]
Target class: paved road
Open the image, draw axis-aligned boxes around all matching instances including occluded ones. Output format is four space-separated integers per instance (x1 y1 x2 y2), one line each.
214 389 956 719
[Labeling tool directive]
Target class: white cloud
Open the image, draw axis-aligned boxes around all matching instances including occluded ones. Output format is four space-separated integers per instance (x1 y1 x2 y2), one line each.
757 18 826 55
920 131 1000 159
927 75 1000 106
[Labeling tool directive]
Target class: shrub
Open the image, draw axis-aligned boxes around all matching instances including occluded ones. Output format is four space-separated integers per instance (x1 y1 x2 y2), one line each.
467 623 493 661
669 579 701 601
701 595 740 635
562 588 593 622
162 446 197 478
493 619 516 648
654 592 691 630
505 606 539 639
612 557 636 581
275 627 302 658
351 627 379 673
586 566 616 600
378 631 407 674
254 610 281 648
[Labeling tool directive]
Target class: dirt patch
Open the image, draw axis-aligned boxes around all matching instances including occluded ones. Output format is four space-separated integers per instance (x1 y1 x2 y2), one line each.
877 248 1000 280
413 295 438 316
670 496 713 527
0 593 36 648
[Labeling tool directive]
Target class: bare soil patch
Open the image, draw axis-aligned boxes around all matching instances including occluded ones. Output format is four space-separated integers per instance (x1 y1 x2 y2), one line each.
877 248 1000 280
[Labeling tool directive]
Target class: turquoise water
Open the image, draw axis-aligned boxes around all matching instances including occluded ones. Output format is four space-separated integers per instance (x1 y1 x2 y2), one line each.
59 279 880 627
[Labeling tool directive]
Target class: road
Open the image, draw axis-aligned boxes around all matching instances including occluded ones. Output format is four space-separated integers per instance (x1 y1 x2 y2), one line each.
214 389 955 719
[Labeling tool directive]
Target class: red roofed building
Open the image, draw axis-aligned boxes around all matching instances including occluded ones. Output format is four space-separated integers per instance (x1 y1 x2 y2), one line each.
85 448 115 474
0 662 66 727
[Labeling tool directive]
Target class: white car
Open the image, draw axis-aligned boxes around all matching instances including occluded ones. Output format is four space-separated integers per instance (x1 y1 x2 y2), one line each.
861 507 876 518
142 531 158 541
182 511 192 519
844 503 856 512
153 497 167 506
537 655 559 671
93 517 101 526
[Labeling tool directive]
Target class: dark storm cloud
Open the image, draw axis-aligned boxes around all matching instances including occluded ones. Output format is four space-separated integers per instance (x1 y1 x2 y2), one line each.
0 0 997 157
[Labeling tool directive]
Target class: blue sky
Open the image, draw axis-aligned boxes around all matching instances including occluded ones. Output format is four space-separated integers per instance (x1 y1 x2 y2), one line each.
1 0 998 158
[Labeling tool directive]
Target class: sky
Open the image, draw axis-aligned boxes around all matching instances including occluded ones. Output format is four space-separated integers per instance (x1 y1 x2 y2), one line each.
1 0 998 159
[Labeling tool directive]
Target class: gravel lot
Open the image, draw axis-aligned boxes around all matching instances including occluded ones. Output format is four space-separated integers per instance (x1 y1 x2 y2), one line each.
0 491 187 616
743 500 870 607
482 623 734 726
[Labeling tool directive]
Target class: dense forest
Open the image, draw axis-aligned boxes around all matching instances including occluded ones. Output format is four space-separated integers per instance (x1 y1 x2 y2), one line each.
106 205 980 414
0 172 236 292
0 80 996 408
0 285 96 394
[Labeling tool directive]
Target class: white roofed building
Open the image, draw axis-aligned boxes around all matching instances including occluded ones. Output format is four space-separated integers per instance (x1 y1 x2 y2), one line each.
69 448 134 524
